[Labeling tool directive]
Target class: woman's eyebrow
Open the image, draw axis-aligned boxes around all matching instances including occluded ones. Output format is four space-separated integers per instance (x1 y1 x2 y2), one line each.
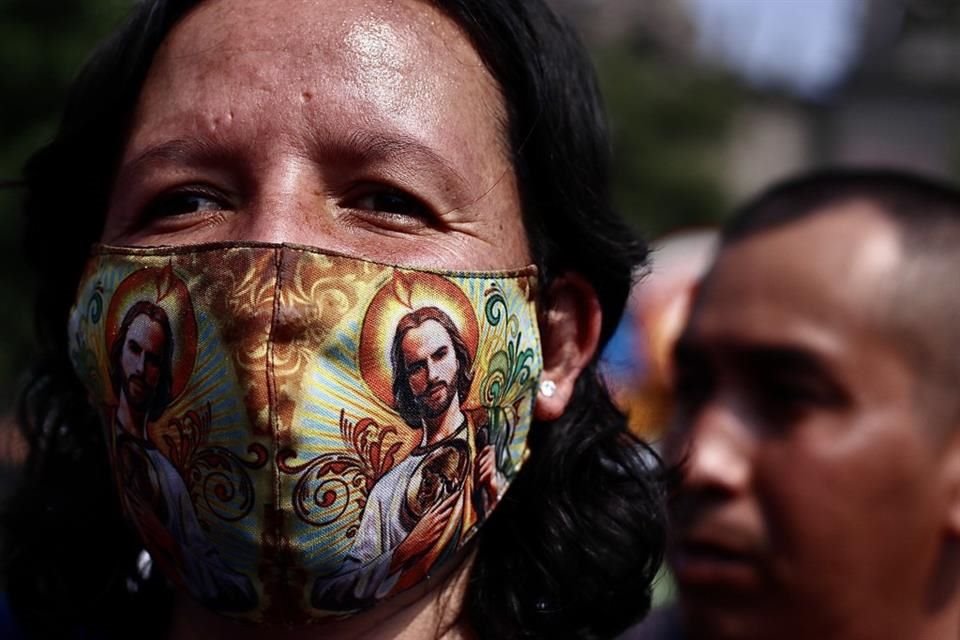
117 137 226 182
117 132 473 192
339 129 471 190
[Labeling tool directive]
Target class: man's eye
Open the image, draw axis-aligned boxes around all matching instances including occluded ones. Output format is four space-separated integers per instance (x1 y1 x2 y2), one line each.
752 378 840 430
144 189 228 219
673 366 712 411
407 361 426 375
760 376 844 409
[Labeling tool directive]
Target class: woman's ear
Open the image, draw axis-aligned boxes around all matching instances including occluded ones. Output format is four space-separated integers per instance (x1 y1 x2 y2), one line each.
534 272 603 421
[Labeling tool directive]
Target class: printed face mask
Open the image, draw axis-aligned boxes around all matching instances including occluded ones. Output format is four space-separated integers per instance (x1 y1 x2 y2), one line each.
68 242 542 623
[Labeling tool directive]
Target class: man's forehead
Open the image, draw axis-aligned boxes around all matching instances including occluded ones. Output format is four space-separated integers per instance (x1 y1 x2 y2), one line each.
723 200 901 276
129 313 160 330
688 203 903 353
126 313 166 344
403 320 452 347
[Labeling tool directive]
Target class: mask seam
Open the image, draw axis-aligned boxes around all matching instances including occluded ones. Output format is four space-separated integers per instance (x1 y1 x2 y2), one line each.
91 242 537 279
267 245 284 567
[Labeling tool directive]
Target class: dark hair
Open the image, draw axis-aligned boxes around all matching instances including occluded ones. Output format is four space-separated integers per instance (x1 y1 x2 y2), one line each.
5 1 666 638
721 167 960 246
390 307 474 429
109 300 175 423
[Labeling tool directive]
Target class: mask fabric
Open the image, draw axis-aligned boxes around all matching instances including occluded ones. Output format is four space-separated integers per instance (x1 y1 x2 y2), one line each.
68 242 542 623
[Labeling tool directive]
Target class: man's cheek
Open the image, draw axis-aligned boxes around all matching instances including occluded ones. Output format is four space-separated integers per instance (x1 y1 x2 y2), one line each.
409 372 427 394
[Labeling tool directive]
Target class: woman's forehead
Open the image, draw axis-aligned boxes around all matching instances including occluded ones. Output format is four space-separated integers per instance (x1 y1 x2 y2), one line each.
165 0 482 72
126 0 508 167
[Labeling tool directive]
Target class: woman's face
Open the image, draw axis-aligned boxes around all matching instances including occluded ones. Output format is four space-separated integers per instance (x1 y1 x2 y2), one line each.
103 0 530 272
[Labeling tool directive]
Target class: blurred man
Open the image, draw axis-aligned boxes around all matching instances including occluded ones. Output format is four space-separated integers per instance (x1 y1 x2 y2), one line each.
633 169 960 640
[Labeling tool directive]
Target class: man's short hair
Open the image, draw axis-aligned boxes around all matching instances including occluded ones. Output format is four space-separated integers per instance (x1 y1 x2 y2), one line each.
722 168 960 248
390 306 474 429
109 300 175 422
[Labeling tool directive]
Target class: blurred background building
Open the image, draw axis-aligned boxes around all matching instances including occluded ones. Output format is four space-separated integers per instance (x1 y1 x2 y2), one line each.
556 0 960 227
1 0 959 465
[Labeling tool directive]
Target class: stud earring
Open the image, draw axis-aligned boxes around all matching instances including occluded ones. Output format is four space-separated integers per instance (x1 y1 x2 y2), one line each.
538 379 556 398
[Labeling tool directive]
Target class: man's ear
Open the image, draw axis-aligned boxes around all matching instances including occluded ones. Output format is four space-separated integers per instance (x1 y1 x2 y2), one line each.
534 272 603 421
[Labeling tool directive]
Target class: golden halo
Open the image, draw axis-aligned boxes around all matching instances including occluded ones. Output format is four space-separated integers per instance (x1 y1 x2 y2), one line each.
358 270 479 409
105 264 198 403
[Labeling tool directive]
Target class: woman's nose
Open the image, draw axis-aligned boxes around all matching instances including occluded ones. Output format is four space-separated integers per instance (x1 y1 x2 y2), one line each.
240 165 339 247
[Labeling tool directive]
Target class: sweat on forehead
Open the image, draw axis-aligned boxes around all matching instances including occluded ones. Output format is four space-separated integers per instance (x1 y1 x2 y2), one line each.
165 0 487 74
128 0 506 161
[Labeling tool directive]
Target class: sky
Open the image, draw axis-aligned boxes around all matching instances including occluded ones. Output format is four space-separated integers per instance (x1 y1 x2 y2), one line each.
685 0 869 99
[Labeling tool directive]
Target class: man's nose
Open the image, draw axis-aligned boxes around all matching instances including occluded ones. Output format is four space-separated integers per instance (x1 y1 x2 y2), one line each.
678 400 753 495
425 359 439 383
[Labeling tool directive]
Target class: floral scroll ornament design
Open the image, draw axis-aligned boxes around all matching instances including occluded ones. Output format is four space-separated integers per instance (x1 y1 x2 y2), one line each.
279 410 405 533
478 282 537 479
164 403 269 525
69 283 109 403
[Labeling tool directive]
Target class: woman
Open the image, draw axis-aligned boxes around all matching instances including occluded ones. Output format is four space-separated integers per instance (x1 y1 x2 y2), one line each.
4 0 666 638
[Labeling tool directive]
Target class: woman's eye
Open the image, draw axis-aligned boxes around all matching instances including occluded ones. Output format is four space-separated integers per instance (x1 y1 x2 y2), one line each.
348 188 430 219
144 189 228 220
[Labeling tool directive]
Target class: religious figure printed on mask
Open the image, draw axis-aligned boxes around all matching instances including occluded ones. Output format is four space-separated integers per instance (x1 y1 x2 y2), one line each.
311 304 503 609
68 245 540 622
108 297 258 613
